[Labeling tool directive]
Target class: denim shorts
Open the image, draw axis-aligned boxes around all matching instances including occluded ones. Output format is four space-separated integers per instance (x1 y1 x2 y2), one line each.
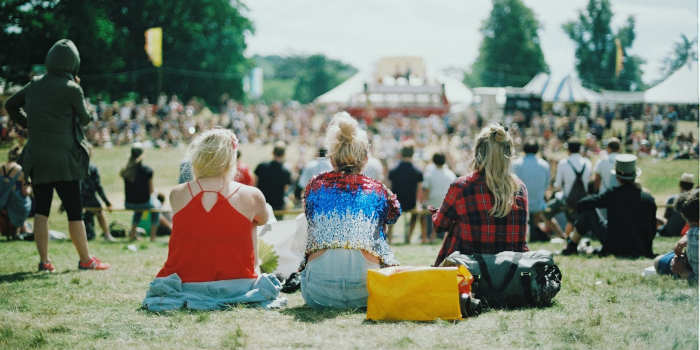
125 197 160 226
301 249 380 309
656 251 675 275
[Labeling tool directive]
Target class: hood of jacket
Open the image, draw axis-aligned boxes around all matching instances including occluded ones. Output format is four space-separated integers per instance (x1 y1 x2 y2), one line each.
45 39 80 76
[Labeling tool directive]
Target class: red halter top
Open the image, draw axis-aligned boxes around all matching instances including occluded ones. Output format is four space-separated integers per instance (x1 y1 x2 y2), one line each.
156 180 257 282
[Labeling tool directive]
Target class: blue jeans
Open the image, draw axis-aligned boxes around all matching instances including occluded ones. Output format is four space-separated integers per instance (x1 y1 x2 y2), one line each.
125 197 160 227
301 249 379 309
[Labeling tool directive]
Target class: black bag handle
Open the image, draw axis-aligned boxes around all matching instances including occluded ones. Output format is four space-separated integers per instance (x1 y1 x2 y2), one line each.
474 254 521 293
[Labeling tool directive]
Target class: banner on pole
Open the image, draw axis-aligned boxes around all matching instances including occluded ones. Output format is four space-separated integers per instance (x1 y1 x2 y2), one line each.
145 27 163 67
614 38 623 77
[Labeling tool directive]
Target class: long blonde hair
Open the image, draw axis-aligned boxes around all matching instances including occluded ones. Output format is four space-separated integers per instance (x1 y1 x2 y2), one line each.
471 124 518 217
187 128 239 179
325 112 368 173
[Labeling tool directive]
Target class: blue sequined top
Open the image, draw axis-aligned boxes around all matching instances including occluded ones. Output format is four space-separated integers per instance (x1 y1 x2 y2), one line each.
304 171 401 266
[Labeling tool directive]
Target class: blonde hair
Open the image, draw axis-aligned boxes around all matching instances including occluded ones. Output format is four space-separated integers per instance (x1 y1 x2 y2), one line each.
188 128 239 179
472 124 519 218
326 112 368 173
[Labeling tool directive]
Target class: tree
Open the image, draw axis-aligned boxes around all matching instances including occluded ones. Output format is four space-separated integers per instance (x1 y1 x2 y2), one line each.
467 0 548 87
657 34 698 84
0 0 253 105
254 54 356 103
562 0 645 91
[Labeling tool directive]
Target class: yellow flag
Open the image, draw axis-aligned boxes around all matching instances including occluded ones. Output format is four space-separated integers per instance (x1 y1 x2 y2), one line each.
614 38 623 77
145 27 163 67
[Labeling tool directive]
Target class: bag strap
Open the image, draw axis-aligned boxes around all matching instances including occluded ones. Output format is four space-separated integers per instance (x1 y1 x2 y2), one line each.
566 159 585 177
474 254 521 293
520 271 533 302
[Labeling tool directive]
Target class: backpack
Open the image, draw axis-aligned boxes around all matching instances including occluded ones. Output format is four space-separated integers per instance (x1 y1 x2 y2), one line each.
565 160 587 210
441 250 562 308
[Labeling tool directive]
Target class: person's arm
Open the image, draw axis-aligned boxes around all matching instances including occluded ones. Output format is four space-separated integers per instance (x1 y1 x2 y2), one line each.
576 190 609 211
432 184 460 266
93 167 111 208
5 84 29 128
674 234 689 256
252 189 269 226
69 82 93 126
148 178 154 195
384 186 401 225
15 166 31 197
416 182 424 209
592 173 602 194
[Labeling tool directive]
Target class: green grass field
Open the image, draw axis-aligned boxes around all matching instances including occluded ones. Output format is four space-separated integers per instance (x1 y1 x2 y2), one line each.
0 144 698 349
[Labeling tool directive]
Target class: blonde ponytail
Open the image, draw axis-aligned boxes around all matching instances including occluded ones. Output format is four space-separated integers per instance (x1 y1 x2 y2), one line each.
471 124 518 217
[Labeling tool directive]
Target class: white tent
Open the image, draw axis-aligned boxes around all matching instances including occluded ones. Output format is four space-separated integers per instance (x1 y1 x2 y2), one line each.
644 61 699 104
314 72 472 106
523 72 600 103
314 72 368 104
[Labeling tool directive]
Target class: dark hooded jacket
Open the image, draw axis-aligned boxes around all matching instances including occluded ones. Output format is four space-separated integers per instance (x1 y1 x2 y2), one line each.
4 39 93 184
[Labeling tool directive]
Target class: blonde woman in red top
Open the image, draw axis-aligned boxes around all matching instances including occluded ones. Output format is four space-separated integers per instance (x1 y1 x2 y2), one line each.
143 129 283 311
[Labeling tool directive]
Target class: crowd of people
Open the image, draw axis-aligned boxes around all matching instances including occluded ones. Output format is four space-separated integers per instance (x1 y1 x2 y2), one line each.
0 39 698 311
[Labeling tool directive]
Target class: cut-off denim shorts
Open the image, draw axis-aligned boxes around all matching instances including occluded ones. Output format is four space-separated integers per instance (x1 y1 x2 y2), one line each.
301 249 380 309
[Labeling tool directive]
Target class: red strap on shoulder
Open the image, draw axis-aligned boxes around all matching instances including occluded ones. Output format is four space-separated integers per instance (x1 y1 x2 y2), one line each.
227 184 242 199
186 182 194 197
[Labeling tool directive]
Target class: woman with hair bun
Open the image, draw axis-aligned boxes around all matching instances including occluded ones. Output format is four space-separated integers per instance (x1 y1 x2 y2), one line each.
433 124 528 266
143 128 282 311
301 112 401 309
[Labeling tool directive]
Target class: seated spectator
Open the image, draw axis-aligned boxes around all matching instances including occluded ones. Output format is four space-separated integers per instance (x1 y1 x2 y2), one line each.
234 150 254 186
80 146 115 241
659 173 695 237
511 141 562 242
433 124 528 266
0 146 32 239
120 144 159 241
654 189 699 282
570 155 657 257
143 129 282 311
301 112 400 309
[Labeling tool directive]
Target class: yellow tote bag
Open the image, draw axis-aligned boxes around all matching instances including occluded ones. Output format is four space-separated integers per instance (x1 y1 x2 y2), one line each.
366 266 463 321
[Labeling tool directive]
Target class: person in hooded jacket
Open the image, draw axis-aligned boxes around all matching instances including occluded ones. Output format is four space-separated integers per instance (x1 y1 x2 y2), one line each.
4 39 110 272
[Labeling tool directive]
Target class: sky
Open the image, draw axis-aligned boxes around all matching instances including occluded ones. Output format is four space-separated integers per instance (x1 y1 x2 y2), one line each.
243 0 698 84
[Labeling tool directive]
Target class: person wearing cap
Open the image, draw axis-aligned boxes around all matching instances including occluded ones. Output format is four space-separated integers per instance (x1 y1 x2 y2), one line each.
120 144 159 241
654 189 699 282
563 154 657 257
4 39 109 271
658 173 696 237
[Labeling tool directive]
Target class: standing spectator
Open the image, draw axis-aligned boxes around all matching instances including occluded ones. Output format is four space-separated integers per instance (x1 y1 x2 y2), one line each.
433 124 528 266
592 137 621 194
297 147 333 190
81 147 115 241
388 142 423 244
255 141 292 220
234 150 254 186
569 155 657 257
546 139 592 244
302 112 399 309
422 152 455 242
0 146 32 239
512 141 561 242
659 173 696 237
4 39 109 271
121 144 159 241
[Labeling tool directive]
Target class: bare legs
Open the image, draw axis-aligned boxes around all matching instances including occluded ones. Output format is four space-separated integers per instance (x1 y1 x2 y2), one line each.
35 215 91 264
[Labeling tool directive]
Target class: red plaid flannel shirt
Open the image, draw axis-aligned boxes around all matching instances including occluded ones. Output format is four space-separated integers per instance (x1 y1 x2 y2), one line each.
433 171 529 266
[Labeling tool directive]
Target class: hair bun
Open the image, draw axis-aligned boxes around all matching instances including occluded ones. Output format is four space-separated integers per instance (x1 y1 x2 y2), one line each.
491 127 507 143
337 119 356 143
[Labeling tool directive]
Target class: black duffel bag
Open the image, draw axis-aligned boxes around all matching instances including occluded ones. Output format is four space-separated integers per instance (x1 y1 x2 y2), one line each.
441 250 562 308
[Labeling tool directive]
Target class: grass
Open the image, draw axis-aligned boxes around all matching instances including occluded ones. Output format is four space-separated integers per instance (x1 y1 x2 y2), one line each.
0 143 698 349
